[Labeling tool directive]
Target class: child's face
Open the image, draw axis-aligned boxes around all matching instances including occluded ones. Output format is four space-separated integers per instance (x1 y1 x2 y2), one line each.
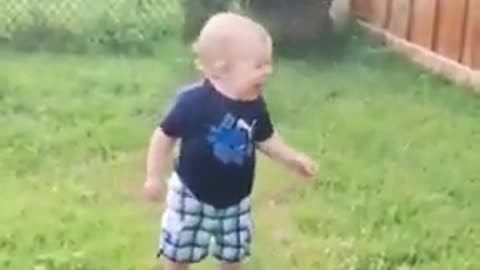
225 37 273 98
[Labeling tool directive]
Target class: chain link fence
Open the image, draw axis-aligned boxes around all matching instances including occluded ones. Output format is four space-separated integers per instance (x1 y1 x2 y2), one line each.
0 0 184 54
0 0 342 55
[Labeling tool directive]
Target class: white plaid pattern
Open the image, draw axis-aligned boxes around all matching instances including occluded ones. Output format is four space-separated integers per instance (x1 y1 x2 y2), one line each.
157 173 253 264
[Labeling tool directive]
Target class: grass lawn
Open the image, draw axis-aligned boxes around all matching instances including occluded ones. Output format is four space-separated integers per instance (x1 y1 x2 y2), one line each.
1 36 479 270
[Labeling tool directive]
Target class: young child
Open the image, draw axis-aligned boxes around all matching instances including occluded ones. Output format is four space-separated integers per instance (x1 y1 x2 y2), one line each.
144 12 317 270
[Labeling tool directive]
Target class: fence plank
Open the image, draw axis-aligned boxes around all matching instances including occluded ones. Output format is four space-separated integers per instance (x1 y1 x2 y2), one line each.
410 0 436 49
462 0 480 69
370 0 390 28
435 0 468 62
359 21 480 92
351 0 373 21
387 0 411 39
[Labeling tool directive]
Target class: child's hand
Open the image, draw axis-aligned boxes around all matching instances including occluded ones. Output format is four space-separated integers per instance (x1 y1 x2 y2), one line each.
144 178 163 201
291 153 317 179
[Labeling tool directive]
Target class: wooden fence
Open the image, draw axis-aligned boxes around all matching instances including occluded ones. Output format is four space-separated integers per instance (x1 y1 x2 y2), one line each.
351 0 480 89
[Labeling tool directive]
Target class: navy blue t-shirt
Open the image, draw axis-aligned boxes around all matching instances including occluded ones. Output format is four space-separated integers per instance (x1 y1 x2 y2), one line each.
159 80 274 208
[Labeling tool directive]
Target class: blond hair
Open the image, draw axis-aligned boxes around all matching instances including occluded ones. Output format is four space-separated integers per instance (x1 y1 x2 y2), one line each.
192 12 271 75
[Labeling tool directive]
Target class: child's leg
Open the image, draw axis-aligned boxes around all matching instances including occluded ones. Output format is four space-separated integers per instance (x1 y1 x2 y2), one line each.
212 197 253 270
165 260 189 270
219 262 242 270
157 174 213 266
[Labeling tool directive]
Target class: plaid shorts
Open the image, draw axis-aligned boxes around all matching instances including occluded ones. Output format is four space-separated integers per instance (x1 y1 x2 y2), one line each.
157 173 253 264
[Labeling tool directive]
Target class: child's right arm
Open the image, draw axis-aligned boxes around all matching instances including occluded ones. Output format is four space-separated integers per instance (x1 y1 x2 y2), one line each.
144 128 177 201
144 88 196 200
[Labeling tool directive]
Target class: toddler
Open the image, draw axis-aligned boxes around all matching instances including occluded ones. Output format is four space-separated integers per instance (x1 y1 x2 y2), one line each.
145 12 317 270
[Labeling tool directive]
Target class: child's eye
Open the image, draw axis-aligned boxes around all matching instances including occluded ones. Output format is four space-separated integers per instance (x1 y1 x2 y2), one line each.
255 62 269 69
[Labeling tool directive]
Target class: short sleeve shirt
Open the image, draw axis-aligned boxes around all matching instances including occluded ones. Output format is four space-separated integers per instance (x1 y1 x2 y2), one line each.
159 80 274 208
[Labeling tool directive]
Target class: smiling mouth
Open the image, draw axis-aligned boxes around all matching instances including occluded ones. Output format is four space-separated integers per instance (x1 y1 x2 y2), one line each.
254 82 264 89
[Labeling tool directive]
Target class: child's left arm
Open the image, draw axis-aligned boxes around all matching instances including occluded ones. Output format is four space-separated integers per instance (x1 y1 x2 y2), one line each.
257 132 317 179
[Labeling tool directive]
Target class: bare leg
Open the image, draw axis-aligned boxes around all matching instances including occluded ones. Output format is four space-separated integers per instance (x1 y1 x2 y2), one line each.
220 263 242 270
165 260 189 270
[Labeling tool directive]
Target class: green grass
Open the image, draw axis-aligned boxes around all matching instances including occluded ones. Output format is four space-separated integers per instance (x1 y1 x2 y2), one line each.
1 35 480 270
0 0 183 53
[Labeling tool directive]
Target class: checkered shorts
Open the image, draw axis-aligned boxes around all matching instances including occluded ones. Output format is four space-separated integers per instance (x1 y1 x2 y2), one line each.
157 173 253 264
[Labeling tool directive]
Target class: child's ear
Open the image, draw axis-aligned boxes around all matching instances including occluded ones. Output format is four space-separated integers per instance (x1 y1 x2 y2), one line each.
212 60 228 77
194 59 204 72
195 59 218 78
